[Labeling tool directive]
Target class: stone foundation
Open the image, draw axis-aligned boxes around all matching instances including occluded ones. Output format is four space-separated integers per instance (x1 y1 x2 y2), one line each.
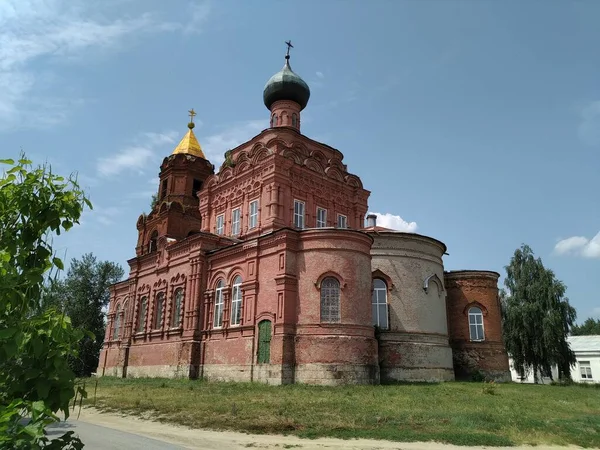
201 364 253 382
125 364 193 378
254 364 295 385
378 332 455 382
381 367 455 382
452 342 512 382
294 363 379 385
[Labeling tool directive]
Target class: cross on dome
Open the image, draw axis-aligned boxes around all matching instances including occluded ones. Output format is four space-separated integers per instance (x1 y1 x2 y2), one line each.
285 40 293 59
188 108 197 129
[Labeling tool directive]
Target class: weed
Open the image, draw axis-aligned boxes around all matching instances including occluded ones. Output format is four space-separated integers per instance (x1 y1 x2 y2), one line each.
482 380 497 395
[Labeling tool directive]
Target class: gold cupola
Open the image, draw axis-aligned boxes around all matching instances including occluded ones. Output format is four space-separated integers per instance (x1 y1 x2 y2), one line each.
172 109 206 159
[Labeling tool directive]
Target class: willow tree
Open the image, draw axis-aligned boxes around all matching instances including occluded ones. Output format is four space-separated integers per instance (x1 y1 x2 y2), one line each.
501 244 576 382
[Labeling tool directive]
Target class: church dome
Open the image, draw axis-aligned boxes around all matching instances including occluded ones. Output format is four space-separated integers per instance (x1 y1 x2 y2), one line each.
263 57 310 111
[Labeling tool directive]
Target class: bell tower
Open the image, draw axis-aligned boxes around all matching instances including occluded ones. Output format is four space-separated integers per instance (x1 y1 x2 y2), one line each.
135 110 214 256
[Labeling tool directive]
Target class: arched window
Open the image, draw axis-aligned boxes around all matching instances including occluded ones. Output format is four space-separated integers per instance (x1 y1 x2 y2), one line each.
231 276 243 326
292 113 298 128
320 277 341 323
171 288 183 328
153 292 165 330
137 296 147 332
372 279 388 329
213 280 225 328
148 231 158 253
112 305 121 340
468 306 485 341
271 114 277 127
123 299 129 326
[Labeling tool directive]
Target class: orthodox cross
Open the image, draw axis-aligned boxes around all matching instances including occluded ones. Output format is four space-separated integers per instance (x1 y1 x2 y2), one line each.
285 40 294 58
188 108 197 124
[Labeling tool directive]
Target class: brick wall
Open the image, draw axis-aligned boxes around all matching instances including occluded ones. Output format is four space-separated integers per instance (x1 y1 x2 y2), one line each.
445 271 511 381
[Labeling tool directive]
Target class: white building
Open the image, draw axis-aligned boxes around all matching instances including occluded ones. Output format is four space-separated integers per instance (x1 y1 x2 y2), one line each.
509 335 600 384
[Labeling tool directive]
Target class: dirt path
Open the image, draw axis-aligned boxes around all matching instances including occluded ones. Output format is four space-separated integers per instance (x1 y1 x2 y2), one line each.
74 407 587 450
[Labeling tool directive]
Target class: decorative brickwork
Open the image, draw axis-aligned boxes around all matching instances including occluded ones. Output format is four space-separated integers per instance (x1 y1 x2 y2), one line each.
98 49 508 385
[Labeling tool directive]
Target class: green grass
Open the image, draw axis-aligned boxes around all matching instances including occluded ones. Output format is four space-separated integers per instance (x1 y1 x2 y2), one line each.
82 377 600 447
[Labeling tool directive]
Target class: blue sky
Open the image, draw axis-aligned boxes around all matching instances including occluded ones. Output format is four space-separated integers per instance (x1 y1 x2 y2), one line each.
2 0 599 322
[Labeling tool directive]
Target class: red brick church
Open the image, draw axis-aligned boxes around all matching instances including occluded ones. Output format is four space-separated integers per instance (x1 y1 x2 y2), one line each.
98 45 510 384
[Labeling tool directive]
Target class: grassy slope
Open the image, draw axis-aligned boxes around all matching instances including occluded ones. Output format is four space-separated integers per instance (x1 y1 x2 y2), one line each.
83 378 600 447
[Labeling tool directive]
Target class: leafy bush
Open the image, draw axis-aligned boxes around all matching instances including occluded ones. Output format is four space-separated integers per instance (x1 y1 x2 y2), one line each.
0 156 91 449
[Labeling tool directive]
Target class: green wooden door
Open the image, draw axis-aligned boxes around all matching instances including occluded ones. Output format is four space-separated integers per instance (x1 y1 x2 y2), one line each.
257 320 272 364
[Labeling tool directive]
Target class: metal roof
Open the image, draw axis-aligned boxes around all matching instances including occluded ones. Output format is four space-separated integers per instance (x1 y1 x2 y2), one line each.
568 335 600 352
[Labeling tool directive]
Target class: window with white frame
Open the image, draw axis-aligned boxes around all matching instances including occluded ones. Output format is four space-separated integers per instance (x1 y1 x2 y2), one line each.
249 200 259 229
372 279 388 329
316 207 327 228
231 275 243 326
580 361 593 380
213 280 225 328
468 306 485 341
294 200 305 229
216 214 224 235
337 214 347 229
320 277 341 323
231 208 241 236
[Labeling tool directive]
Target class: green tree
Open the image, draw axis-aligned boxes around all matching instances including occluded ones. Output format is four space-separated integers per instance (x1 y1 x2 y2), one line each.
44 254 124 377
150 192 158 210
571 317 600 336
0 156 91 449
501 244 577 383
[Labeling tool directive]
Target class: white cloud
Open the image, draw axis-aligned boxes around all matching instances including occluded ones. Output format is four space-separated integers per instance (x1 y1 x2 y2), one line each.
77 204 122 228
368 211 418 233
315 71 324 79
97 118 266 179
182 1 211 35
97 131 177 177
554 232 600 258
202 120 265 167
578 101 600 146
0 0 211 130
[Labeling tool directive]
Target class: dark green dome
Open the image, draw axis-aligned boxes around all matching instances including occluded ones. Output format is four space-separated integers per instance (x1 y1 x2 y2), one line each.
263 58 310 111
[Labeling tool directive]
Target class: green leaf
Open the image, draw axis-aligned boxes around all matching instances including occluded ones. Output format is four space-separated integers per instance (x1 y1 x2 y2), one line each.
52 257 64 270
0 327 17 339
36 379 50 399
0 158 15 165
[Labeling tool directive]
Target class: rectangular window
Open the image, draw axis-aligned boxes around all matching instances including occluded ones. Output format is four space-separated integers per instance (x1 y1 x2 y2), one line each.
316 207 327 228
213 286 224 328
160 180 168 199
192 179 202 198
216 214 224 235
249 200 259 229
294 200 305 229
337 214 347 229
580 361 593 380
153 293 164 330
468 311 485 341
231 208 241 236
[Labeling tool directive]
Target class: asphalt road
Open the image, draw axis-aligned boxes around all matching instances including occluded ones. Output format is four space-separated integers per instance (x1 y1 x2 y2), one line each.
47 420 186 450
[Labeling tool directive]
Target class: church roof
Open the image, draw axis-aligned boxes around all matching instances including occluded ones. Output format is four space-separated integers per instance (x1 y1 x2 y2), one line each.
172 122 206 159
263 43 310 111
362 226 397 232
